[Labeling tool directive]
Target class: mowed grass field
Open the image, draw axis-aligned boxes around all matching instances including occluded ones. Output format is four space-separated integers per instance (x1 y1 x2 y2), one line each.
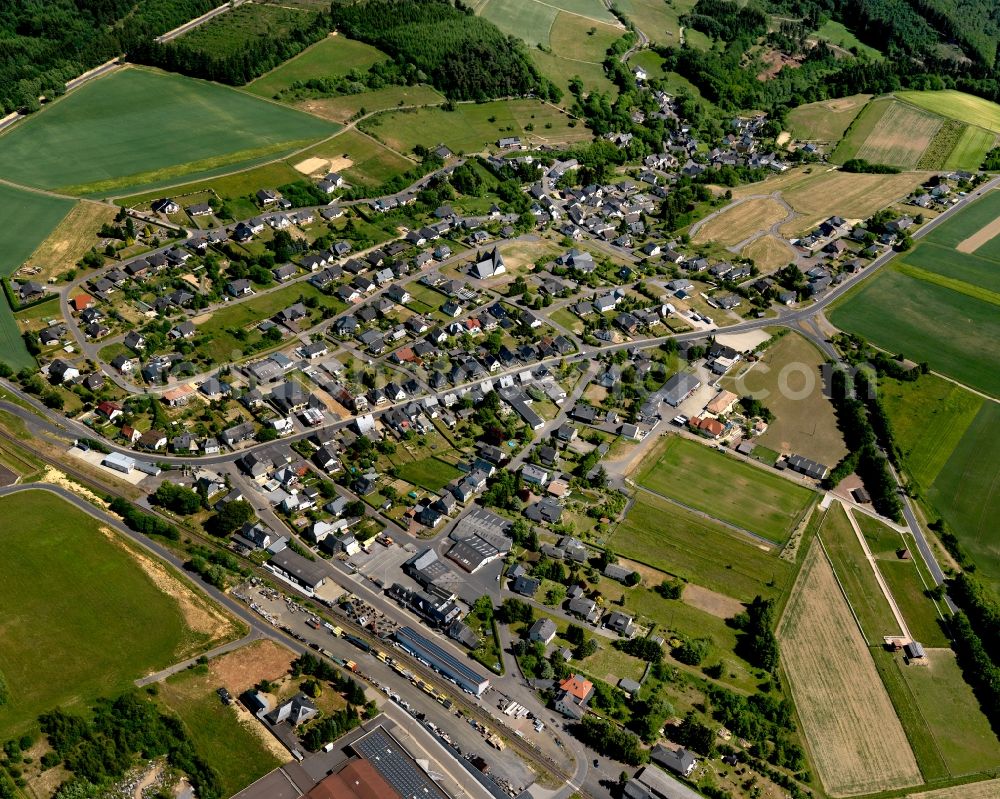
897 89 1000 133
0 184 73 370
291 129 415 186
723 334 847 466
0 68 337 196
0 492 193 734
608 492 796 603
786 94 871 142
295 84 445 124
360 99 590 154
637 436 815 545
740 234 797 271
247 34 387 98
691 197 789 246
777 541 922 797
615 0 694 46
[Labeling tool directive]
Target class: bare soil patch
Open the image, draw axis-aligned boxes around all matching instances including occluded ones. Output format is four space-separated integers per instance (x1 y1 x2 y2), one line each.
903 778 1000 799
956 215 1000 253
778 541 921 796
294 156 329 175
756 50 803 81
209 639 295 695
681 583 744 619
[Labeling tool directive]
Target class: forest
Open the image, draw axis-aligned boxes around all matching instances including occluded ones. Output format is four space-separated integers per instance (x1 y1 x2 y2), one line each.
327 0 561 102
0 0 218 113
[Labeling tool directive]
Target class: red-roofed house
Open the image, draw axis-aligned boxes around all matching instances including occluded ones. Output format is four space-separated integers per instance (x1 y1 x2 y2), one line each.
96 401 122 421
689 416 724 439
555 673 594 719
72 294 94 312
121 425 141 444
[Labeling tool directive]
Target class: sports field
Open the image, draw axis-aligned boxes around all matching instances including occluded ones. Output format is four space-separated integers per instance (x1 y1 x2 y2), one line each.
724 334 847 466
691 197 789 246
247 34 388 98
636 436 815 545
786 94 871 143
0 492 200 733
778 541 921 797
360 99 590 154
608 492 796 603
0 68 337 196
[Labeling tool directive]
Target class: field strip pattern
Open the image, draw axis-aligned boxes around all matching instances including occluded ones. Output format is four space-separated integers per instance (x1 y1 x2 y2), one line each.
956 214 1000 253
777 541 921 796
895 262 1000 307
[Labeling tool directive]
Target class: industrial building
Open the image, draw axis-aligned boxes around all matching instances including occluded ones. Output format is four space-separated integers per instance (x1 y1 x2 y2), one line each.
394 626 491 696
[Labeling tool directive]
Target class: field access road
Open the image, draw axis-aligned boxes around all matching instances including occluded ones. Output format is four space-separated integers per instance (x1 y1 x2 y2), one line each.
155 0 247 43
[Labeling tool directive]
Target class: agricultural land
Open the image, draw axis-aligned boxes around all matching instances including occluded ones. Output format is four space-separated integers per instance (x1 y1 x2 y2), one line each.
0 68 338 196
691 197 790 247
0 491 228 734
786 94 871 143
778 541 922 796
247 34 388 98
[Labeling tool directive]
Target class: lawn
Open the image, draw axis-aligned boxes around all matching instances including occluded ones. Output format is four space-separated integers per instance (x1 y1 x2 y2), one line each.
295 84 446 124
395 456 462 492
817 503 902 642
787 94 871 142
291 129 415 186
814 20 882 59
0 491 196 734
879 375 982 489
0 68 337 196
829 265 1000 398
896 89 1000 134
608 492 796 603
928 401 1000 591
874 647 1000 782
360 99 590 154
248 34 387 98
636 436 815 545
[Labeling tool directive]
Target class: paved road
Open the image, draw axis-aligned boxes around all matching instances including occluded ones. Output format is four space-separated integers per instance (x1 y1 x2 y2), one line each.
155 1 246 43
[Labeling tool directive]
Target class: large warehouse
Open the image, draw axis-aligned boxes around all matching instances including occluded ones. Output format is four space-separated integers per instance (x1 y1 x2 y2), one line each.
394 626 491 696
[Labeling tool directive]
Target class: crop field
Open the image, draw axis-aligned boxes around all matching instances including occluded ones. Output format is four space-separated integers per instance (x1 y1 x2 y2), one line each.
173 2 316 60
724 335 847 466
247 34 387 98
817 503 901 642
637 436 815 544
786 94 871 142
0 185 73 370
943 124 996 170
777 541 922 797
0 68 337 196
157 641 292 797
851 100 942 169
295 84 445 124
886 649 1000 780
691 197 789 246
292 129 414 186
831 96 891 162
360 99 590 154
880 375 982 489
740 234 797 271
928 401 1000 590
903 244 1000 294
609 492 796 603
0 491 197 734
829 265 1000 398
896 89 1000 133
922 187 1000 250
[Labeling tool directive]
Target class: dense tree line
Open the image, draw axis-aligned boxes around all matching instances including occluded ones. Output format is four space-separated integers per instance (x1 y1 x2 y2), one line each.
109 497 179 541
949 572 1000 663
574 716 647 765
0 0 217 113
949 612 1000 735
841 158 902 173
133 7 332 85
732 596 780 671
292 653 367 704
40 693 221 799
327 0 560 102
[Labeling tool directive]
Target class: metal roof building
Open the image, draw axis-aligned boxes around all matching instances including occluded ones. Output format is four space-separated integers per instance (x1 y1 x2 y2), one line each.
350 726 450 799
267 549 327 591
662 372 702 407
394 626 491 696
